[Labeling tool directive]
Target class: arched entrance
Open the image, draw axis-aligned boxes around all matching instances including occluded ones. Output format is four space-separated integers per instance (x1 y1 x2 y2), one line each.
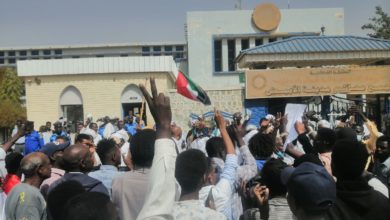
121 84 147 124
60 86 84 131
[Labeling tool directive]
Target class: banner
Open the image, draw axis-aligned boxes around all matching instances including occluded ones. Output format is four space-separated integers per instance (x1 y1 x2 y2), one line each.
246 66 390 99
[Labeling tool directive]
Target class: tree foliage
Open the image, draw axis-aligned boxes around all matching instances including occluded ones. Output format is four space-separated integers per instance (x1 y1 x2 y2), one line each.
362 6 390 39
0 67 26 128
0 99 26 128
0 67 22 103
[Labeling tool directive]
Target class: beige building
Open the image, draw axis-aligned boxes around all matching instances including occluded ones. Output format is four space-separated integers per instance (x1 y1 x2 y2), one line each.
17 56 177 128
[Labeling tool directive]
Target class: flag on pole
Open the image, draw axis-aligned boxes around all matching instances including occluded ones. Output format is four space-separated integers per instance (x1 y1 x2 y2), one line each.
176 71 211 105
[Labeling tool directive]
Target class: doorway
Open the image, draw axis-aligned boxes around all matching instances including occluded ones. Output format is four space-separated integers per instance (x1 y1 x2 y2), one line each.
122 103 147 125
121 84 147 125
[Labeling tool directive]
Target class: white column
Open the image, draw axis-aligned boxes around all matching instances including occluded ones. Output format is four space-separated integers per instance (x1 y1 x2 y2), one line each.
222 39 228 72
249 38 255 48
235 38 242 56
263 37 269 44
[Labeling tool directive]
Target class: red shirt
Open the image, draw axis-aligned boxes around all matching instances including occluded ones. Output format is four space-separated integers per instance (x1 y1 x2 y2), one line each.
2 174 21 194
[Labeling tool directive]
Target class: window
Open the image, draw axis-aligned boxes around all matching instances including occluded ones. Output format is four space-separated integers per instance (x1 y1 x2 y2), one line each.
0 59 4 64
164 46 173 55
214 40 222 72
142 46 150 56
31 50 39 56
241 39 249 50
174 52 184 59
19 58 27 61
72 56 80 58
255 38 263 46
8 58 16 64
54 49 62 55
0 51 4 57
19 51 27 56
227 39 236 71
120 54 128 57
153 46 161 56
96 55 104 58
43 50 51 55
8 51 15 56
269 38 277 43
176 45 184 51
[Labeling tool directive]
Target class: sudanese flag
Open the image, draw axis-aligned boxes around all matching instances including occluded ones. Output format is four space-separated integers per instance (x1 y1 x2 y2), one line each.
176 71 211 105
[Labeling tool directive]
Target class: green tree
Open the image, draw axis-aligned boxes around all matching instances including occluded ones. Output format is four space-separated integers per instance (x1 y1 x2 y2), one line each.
0 67 26 128
0 68 22 103
362 6 390 39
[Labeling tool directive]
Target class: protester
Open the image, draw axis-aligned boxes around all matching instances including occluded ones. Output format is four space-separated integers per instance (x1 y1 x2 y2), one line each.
89 122 103 144
5 152 51 220
50 121 68 143
62 192 118 220
248 133 275 171
199 112 238 219
39 141 70 199
328 139 390 219
372 135 390 186
24 121 44 155
282 161 336 220
110 133 130 171
2 152 23 195
75 133 102 167
47 180 86 220
48 144 109 195
88 139 121 196
241 158 294 220
112 129 156 220
11 120 25 153
171 122 186 153
125 116 138 136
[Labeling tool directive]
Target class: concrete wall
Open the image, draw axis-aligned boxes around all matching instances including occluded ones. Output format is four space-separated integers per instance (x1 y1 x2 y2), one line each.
187 8 345 89
24 72 174 128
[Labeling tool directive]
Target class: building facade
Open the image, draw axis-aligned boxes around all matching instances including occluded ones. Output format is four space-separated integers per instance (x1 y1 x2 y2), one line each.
186 6 344 89
17 56 177 128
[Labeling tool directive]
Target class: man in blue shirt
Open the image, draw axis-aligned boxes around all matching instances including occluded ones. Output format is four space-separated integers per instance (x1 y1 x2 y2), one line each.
88 139 121 197
125 116 138 136
50 121 68 142
24 121 44 155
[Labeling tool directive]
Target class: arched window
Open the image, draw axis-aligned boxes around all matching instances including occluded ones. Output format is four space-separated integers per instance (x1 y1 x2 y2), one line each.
59 86 83 131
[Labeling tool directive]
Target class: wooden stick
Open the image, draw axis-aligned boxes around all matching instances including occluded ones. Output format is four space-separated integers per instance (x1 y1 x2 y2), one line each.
139 78 148 127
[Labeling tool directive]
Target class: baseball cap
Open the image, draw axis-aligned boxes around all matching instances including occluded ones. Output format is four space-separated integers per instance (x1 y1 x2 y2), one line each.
40 141 70 157
281 162 336 212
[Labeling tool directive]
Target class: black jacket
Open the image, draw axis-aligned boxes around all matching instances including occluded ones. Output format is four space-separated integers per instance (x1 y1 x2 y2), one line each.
327 179 390 220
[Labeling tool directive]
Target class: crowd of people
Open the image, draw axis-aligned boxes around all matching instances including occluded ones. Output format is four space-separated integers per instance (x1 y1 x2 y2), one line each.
0 77 390 220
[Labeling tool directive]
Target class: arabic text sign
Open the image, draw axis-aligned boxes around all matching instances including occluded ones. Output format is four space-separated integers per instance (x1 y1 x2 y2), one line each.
246 66 390 99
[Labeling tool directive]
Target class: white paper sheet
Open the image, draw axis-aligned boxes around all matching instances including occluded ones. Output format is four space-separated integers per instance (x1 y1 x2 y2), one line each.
283 104 307 149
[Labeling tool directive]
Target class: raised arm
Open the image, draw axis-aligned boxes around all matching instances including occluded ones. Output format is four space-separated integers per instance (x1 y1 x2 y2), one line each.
137 78 176 220
1 123 26 152
233 124 257 182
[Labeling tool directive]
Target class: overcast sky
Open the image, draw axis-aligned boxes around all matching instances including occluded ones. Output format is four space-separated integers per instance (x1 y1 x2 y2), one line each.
0 0 389 47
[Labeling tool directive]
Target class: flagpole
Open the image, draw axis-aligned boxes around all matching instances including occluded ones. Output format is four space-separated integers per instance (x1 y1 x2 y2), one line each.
139 77 148 128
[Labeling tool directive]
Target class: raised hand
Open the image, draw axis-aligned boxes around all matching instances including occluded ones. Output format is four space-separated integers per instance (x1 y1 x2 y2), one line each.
294 121 306 135
252 184 269 206
214 109 226 129
139 77 172 139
